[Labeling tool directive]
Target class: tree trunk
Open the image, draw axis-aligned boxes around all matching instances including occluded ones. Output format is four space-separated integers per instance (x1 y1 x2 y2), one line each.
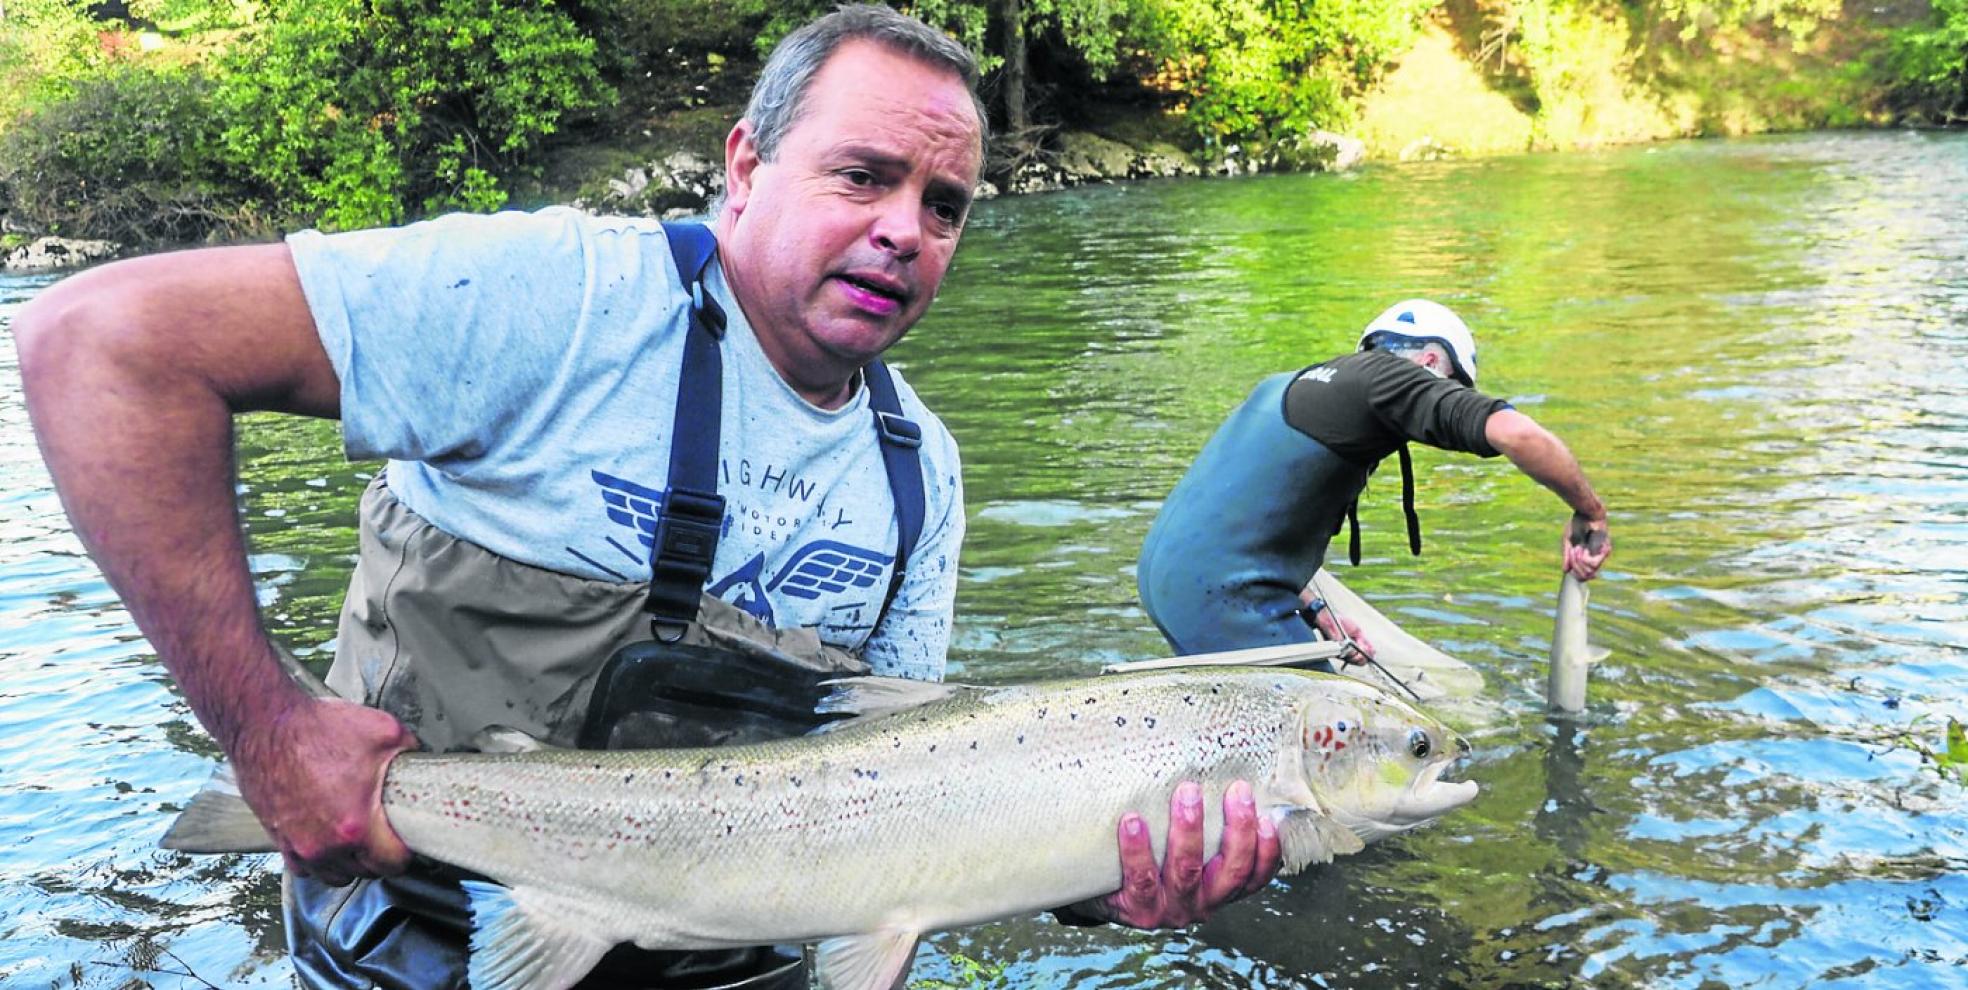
999 0 1029 137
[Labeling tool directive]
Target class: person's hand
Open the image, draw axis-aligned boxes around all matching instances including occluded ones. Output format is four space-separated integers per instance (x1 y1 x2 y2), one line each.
1082 780 1281 928
1313 609 1375 664
1564 513 1612 581
231 696 419 886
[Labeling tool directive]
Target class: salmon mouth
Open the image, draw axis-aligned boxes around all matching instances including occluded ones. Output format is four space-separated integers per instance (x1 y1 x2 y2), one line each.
1399 751 1480 824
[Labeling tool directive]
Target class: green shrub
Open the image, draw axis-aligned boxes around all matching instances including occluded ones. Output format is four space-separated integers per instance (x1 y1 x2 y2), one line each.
0 0 120 127
1888 0 1968 123
214 0 614 231
0 65 254 243
1149 0 1436 153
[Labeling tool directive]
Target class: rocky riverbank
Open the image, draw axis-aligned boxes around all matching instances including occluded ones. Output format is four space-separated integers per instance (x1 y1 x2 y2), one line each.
1 236 123 274
569 128 1369 223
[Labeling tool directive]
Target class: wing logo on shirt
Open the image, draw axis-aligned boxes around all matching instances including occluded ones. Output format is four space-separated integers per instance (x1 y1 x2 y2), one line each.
704 543 891 623
583 472 890 619
707 552 772 620
704 543 889 625
766 540 893 601
591 469 667 552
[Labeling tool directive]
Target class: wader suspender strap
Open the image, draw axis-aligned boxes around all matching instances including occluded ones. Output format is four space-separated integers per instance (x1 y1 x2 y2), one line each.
1341 444 1424 567
1397 443 1423 556
863 360 925 612
645 221 927 636
647 221 728 640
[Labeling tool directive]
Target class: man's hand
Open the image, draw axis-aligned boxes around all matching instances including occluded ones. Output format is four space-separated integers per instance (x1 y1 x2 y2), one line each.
232 697 419 886
1311 608 1375 664
1563 513 1612 581
1085 780 1282 928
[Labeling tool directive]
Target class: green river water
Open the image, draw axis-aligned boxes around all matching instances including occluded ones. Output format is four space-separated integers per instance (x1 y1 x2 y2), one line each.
2 129 1964 988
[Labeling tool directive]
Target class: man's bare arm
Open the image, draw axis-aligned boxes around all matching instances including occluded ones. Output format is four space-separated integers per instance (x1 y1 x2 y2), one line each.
1485 409 1612 579
14 245 415 882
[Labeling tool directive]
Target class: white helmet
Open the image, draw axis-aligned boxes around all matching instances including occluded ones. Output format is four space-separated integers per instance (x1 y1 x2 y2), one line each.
1358 299 1477 387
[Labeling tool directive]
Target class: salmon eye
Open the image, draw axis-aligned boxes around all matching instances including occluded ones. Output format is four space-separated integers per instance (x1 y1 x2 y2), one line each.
1408 730 1432 759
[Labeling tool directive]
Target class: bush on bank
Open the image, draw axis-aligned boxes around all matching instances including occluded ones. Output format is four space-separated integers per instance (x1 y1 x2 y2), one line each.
0 65 256 244
0 0 611 241
1889 0 1968 123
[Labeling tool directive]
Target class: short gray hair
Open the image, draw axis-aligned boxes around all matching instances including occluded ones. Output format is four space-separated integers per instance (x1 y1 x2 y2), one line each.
745 4 989 163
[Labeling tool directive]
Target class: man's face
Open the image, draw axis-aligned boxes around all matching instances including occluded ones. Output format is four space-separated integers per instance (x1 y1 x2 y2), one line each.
718 40 983 405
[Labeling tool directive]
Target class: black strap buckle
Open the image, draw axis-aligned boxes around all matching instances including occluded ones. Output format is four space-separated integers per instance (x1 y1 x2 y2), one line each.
646 487 724 627
875 411 922 449
690 281 727 338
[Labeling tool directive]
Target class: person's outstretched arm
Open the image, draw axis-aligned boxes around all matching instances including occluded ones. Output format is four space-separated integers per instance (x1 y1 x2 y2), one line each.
15 245 416 885
1484 409 1612 580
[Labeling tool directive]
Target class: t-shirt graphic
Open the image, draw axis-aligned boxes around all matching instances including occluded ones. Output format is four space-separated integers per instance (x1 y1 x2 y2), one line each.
585 468 896 627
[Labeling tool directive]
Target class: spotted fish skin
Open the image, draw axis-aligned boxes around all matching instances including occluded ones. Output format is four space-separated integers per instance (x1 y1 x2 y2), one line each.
164 666 1476 990
382 668 1467 946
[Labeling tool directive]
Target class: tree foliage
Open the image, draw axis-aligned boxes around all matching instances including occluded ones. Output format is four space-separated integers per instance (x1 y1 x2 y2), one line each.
0 64 252 242
214 0 612 230
0 0 120 126
1146 0 1437 149
1888 0 1968 123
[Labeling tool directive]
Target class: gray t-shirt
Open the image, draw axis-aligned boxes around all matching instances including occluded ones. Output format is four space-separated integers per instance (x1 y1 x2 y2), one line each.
288 207 964 680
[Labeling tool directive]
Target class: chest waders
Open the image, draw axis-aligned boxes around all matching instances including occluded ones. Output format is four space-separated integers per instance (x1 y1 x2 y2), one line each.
285 222 929 990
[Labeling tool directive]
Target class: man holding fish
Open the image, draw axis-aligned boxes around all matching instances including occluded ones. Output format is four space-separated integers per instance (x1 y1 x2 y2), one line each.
1139 299 1614 664
15 5 1281 987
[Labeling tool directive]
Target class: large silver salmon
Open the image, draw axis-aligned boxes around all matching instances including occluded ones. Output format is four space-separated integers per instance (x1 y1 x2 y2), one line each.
164 667 1478 990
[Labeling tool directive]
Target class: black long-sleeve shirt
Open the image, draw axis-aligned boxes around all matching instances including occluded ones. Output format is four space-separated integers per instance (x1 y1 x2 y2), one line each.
1283 350 1509 465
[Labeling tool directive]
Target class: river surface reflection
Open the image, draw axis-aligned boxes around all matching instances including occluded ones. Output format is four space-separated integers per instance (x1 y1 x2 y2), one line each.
2 130 1964 988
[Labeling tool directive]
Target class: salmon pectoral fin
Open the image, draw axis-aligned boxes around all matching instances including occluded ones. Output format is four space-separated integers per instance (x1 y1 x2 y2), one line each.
461 880 615 990
1273 807 1365 874
814 928 922 990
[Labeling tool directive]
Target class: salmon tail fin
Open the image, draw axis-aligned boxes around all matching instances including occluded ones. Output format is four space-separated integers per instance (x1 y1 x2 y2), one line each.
815 928 921 990
159 763 276 853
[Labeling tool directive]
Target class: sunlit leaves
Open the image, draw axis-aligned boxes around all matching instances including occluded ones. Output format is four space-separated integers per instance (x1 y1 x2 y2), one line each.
1887 0 1968 123
212 0 611 229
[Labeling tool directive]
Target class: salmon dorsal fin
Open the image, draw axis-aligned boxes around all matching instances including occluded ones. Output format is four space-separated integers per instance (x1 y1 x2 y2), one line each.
1273 807 1365 874
813 676 974 732
814 928 922 990
462 880 614 990
471 725 561 754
